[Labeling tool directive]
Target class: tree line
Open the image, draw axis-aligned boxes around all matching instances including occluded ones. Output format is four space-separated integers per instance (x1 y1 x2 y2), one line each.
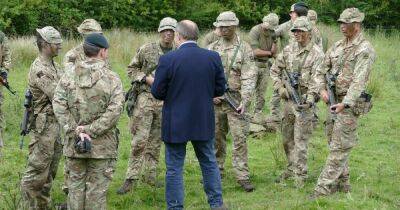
0 0 398 36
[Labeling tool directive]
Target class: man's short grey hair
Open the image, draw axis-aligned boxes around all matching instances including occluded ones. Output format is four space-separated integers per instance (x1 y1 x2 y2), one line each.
176 20 199 41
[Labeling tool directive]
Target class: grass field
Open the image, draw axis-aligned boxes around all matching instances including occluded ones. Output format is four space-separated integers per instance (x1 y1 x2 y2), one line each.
0 25 399 209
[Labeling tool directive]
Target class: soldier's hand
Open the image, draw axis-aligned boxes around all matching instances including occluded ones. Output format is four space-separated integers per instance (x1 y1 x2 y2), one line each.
75 126 85 135
145 76 154 86
79 132 92 142
278 86 289 100
213 97 223 104
237 103 245 115
320 90 329 103
330 103 345 113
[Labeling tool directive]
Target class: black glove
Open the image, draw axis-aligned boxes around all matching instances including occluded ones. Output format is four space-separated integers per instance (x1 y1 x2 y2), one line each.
74 136 92 153
0 70 8 80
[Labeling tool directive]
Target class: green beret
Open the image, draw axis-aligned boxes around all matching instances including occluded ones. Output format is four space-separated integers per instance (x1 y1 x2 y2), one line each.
84 33 109 49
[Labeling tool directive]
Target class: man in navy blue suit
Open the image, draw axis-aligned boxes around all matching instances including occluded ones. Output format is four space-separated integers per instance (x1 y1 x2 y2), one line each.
151 20 227 210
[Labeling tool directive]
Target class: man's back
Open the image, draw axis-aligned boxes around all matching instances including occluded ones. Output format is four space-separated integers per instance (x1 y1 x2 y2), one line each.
152 42 225 143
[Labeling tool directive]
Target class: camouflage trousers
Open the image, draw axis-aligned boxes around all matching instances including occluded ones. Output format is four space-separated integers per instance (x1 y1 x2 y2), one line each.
67 158 116 210
20 115 62 210
125 92 162 182
268 88 281 122
314 109 357 195
253 62 270 113
215 102 250 181
0 91 4 153
281 101 313 179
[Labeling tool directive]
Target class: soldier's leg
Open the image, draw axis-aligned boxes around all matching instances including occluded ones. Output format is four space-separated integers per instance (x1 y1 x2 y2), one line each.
42 133 63 200
268 88 281 122
313 110 358 196
254 67 268 114
293 109 313 185
143 109 162 185
281 103 296 176
67 158 87 210
214 106 228 172
125 106 154 181
0 92 4 156
21 120 60 209
85 159 116 210
227 111 250 181
62 158 69 194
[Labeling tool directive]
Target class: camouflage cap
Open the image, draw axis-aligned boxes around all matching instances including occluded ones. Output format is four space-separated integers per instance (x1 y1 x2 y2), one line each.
290 16 312 32
338 8 365 23
36 26 62 44
214 11 239 27
158 17 177 32
77 19 102 34
307 10 317 21
262 13 279 30
290 4 295 12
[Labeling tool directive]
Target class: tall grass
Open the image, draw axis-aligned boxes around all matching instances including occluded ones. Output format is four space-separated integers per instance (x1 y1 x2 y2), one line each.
0 25 399 209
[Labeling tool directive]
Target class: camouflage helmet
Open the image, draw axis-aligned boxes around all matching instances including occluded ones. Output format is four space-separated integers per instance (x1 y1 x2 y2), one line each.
214 11 239 27
77 19 102 34
158 17 177 32
337 8 365 23
262 13 279 30
290 16 312 32
307 10 318 22
36 26 62 44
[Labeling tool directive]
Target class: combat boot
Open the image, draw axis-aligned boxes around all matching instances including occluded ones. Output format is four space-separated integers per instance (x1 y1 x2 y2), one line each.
339 183 351 193
237 179 255 192
55 203 68 210
308 190 326 200
116 179 135 195
275 170 292 183
211 204 229 210
144 177 164 188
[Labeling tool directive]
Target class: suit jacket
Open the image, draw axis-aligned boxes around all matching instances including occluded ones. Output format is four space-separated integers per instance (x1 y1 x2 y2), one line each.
151 42 226 143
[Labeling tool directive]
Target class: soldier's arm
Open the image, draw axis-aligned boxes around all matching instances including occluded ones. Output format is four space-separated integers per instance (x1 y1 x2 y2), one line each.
270 51 285 90
83 76 124 138
33 64 59 100
1 36 11 71
240 43 257 106
342 46 376 106
53 76 78 134
63 47 78 70
307 52 325 103
127 47 146 82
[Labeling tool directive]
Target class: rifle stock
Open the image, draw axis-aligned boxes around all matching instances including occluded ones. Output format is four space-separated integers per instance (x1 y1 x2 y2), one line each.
20 89 32 149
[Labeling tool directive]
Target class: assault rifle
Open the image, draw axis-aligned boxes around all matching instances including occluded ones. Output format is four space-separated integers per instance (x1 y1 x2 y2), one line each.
325 73 337 111
282 69 302 106
0 70 16 95
20 89 32 149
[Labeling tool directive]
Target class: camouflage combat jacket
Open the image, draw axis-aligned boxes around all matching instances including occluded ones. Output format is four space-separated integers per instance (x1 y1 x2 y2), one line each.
28 55 63 121
270 40 324 103
53 58 124 159
0 31 11 71
311 25 323 50
313 33 376 107
249 24 277 66
275 20 295 49
208 35 257 105
127 41 174 93
202 31 220 48
63 43 86 71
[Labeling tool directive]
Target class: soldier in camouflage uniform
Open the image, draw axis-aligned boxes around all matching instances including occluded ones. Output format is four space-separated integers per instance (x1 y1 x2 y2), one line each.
248 13 278 116
0 30 11 157
117 17 177 194
307 10 323 50
63 19 103 71
20 26 63 210
267 2 309 127
271 17 324 186
310 8 376 198
208 11 257 192
53 33 124 209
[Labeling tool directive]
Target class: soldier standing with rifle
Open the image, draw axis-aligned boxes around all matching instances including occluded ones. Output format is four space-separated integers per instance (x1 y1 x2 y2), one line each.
0 30 11 157
310 8 375 199
270 17 323 187
117 17 177 194
20 26 64 210
208 11 257 192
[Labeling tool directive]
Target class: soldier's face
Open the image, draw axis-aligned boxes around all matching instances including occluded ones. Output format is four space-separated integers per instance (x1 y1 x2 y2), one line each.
340 22 358 38
220 26 236 39
48 43 62 57
293 30 310 44
160 29 175 44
